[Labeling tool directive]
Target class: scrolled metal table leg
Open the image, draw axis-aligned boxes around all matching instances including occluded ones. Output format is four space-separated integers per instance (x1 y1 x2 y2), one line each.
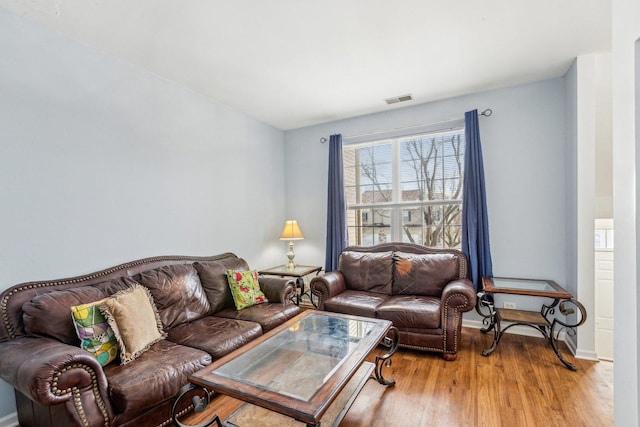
296 277 305 306
481 313 502 357
548 298 587 371
549 332 577 371
171 383 221 427
371 326 399 386
476 292 496 334
476 292 502 356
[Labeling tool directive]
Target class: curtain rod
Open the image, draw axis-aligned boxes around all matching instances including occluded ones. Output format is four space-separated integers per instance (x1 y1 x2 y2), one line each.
320 108 492 143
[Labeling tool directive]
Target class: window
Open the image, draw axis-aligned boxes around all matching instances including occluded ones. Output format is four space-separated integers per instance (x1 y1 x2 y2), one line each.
343 127 465 248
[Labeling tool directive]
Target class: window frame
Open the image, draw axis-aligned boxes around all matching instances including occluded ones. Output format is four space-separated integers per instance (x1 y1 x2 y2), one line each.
343 125 465 248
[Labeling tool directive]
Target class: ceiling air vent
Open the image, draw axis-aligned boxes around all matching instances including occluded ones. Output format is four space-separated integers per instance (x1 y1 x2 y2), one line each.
384 94 413 105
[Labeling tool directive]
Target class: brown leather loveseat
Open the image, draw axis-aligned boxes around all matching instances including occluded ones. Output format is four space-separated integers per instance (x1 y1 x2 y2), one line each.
310 243 476 360
0 253 300 427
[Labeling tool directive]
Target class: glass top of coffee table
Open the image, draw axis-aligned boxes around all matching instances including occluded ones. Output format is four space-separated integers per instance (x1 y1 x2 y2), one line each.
189 311 391 425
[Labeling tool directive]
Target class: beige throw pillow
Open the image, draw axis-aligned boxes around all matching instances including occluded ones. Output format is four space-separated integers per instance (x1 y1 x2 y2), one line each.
100 284 167 365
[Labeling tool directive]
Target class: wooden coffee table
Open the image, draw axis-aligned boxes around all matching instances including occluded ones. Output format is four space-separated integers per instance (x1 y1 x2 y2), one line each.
172 311 398 427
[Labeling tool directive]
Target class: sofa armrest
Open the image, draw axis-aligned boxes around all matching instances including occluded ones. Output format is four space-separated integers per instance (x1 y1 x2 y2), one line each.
258 276 296 304
310 272 347 310
441 279 477 317
0 336 114 426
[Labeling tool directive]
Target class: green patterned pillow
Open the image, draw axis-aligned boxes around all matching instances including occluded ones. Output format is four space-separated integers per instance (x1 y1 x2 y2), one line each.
70 299 119 366
226 270 268 310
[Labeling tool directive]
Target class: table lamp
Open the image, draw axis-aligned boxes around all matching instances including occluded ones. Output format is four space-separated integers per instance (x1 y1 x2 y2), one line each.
280 220 304 271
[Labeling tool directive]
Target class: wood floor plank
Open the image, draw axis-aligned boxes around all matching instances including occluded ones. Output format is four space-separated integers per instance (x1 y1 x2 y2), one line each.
178 327 613 427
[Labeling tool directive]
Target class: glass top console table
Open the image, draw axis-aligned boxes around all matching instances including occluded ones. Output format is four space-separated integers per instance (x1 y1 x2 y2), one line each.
476 277 587 371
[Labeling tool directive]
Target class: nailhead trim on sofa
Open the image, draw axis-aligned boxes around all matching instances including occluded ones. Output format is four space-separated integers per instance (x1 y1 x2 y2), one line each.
52 363 110 427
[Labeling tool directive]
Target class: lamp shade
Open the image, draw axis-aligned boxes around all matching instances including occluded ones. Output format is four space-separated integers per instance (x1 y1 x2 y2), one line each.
280 220 304 240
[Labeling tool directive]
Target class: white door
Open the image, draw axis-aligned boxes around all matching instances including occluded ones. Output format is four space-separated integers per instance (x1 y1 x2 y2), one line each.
594 219 614 361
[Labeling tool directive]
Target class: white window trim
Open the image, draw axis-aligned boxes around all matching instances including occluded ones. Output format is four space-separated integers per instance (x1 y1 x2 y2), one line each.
344 124 465 248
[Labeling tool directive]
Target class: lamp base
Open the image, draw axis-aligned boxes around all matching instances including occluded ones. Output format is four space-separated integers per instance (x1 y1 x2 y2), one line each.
285 241 296 271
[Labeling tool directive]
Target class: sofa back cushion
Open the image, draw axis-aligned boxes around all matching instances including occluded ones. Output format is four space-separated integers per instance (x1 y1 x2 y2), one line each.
392 252 461 296
22 277 134 344
339 251 393 294
194 258 250 313
137 264 210 328
1 253 239 342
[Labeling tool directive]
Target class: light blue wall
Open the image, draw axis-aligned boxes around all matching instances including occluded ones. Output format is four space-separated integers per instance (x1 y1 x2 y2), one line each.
0 8 286 417
284 78 568 314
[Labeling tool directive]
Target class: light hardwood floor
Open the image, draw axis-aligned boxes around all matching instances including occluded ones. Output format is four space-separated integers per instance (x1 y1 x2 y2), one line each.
180 327 613 427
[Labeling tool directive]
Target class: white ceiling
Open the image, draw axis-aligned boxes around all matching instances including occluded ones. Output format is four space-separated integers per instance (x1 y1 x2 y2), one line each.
0 0 611 130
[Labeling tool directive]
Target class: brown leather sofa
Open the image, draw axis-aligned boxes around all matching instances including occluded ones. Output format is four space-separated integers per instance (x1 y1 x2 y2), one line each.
310 243 476 360
0 253 300 427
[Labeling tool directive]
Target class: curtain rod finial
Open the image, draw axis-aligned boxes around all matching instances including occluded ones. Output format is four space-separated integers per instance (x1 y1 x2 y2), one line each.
320 137 327 143
480 108 492 117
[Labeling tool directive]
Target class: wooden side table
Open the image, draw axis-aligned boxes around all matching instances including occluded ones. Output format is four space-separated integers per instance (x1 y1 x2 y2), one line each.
258 265 322 307
476 277 587 370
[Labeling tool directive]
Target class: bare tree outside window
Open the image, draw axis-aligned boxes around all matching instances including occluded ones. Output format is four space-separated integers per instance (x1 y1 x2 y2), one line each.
401 133 463 247
343 129 464 248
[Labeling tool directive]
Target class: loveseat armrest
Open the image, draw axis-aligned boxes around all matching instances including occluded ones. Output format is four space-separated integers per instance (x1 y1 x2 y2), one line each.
310 272 347 311
439 279 477 357
441 279 477 312
258 276 296 304
0 336 114 426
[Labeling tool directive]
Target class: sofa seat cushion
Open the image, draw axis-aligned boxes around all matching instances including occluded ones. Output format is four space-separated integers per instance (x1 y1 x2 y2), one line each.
215 303 301 333
376 295 441 329
103 339 211 414
323 290 389 318
167 316 262 359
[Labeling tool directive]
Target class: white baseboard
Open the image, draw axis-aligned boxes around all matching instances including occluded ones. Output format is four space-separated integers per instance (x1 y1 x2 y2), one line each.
574 348 599 361
0 412 18 427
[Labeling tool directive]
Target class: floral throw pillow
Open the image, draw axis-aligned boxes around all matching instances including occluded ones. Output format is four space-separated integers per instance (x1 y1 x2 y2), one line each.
226 270 268 310
70 299 119 366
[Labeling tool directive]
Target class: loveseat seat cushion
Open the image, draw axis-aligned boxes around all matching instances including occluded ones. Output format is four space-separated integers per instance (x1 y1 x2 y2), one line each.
103 339 211 414
21 277 135 344
167 316 262 359
376 295 441 329
392 252 461 296
216 302 301 333
323 290 389 318
339 251 393 294
194 259 249 313
137 264 210 328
